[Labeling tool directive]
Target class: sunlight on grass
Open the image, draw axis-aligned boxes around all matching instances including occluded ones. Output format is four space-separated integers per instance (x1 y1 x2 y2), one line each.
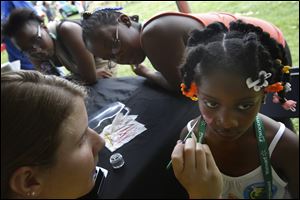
292 118 299 135
1 51 8 64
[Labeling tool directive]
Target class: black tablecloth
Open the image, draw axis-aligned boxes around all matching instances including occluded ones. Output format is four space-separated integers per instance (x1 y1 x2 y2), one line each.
84 76 199 199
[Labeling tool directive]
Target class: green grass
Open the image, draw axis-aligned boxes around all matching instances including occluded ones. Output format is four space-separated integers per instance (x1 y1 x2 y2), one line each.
292 118 299 134
1 51 8 64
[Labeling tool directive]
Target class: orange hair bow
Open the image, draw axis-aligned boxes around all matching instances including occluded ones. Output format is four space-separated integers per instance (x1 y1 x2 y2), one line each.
180 82 198 101
264 82 284 93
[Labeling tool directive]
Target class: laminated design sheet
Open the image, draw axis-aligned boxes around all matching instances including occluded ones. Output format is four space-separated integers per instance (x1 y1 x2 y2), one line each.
100 112 147 152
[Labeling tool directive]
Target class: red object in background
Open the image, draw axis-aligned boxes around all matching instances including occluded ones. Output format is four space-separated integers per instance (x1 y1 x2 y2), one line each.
1 43 6 52
176 1 191 13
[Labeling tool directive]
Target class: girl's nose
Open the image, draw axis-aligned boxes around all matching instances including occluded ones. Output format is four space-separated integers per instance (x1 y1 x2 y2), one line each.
217 110 238 129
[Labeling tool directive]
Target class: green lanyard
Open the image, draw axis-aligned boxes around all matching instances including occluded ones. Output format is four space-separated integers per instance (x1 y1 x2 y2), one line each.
198 116 273 199
254 116 273 199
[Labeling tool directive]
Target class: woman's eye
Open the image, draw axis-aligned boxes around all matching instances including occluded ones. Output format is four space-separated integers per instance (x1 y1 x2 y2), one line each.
79 133 88 146
204 100 218 108
238 104 253 110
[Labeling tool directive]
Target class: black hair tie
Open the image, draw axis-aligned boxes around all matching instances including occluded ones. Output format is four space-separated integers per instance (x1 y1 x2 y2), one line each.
82 11 92 20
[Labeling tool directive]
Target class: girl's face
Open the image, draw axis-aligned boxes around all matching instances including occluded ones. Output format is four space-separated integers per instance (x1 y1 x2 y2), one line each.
39 97 105 198
12 22 54 60
85 22 146 65
197 71 264 141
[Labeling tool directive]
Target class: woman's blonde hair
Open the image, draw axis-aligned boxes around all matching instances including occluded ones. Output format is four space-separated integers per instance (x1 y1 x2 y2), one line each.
1 70 87 198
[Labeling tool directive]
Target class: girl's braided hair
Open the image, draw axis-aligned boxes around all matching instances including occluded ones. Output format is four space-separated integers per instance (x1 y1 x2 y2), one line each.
2 8 43 38
180 20 295 110
81 9 122 45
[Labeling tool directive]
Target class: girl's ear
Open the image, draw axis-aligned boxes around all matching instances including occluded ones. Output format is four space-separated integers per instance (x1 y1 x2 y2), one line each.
118 14 131 27
130 15 139 23
9 166 43 198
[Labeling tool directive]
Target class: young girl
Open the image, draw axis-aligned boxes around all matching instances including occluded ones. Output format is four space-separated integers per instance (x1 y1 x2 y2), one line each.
81 10 292 91
178 20 298 199
1 70 222 198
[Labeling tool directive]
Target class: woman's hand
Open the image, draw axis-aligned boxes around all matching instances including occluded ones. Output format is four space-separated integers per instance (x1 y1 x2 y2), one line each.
171 138 223 199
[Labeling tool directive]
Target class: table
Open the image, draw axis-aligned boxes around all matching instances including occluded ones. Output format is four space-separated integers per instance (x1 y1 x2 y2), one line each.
83 76 198 198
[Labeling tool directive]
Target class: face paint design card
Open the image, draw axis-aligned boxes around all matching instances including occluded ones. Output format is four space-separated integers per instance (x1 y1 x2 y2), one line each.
100 112 147 152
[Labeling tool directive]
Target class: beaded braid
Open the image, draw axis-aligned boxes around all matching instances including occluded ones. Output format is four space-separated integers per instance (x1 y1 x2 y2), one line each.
180 45 205 90
180 20 296 111
234 20 296 111
180 22 229 100
230 20 287 84
187 22 228 47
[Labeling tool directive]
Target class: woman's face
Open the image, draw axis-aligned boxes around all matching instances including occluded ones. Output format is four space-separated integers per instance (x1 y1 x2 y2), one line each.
85 22 146 65
39 97 105 198
12 22 54 60
197 71 264 141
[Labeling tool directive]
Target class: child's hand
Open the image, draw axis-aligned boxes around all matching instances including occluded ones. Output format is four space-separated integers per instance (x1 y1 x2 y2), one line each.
96 69 113 78
130 64 152 77
171 138 223 199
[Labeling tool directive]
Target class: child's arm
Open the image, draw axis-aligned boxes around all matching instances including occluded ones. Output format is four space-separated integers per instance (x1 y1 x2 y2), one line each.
262 114 299 198
274 127 299 198
58 22 97 84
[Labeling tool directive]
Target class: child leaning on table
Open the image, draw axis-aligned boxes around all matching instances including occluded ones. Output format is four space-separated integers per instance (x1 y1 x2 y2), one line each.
173 20 299 199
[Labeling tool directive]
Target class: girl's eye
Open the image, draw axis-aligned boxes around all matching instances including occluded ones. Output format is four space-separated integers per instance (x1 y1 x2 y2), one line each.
204 100 218 108
237 104 253 110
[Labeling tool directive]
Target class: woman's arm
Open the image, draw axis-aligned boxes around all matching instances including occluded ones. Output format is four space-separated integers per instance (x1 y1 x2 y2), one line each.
171 138 223 199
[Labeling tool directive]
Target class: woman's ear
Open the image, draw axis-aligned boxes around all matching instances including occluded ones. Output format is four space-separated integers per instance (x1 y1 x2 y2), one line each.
130 15 139 23
9 166 42 198
118 14 131 27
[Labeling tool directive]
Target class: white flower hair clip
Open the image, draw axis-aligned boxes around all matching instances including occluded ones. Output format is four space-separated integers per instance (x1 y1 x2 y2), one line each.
246 70 272 92
284 82 292 93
